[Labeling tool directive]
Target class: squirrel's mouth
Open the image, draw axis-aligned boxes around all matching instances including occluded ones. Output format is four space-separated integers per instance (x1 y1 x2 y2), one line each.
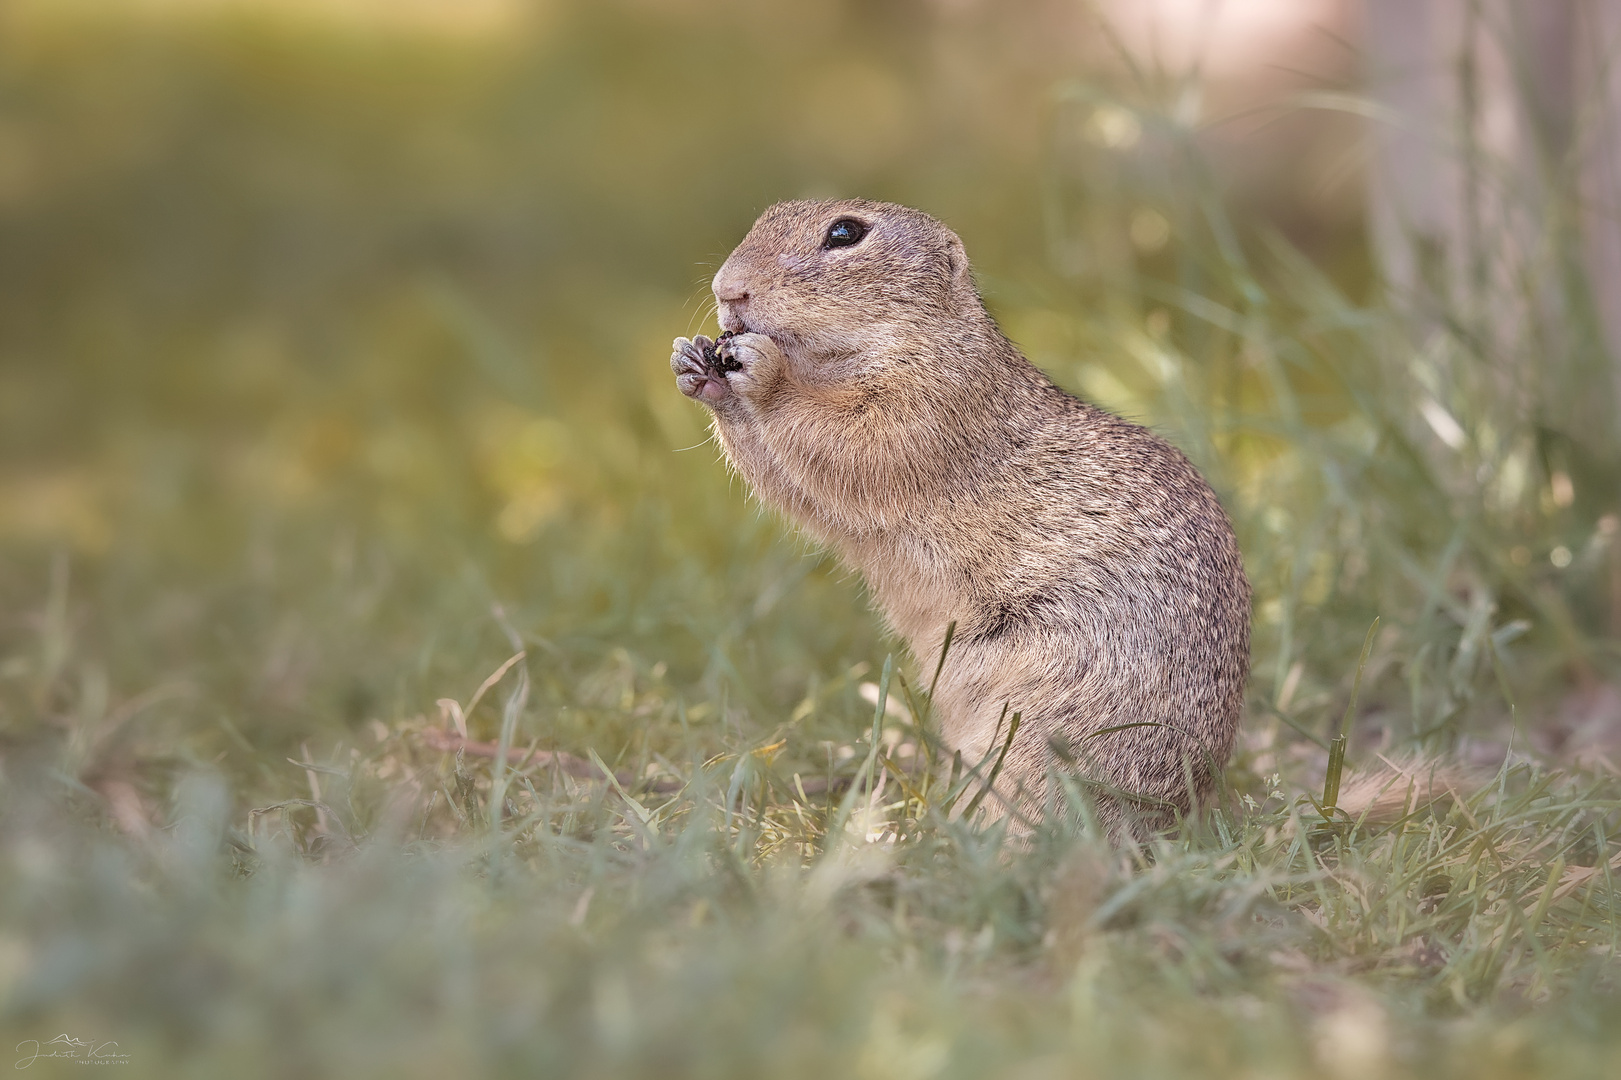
718 306 786 348
716 297 763 337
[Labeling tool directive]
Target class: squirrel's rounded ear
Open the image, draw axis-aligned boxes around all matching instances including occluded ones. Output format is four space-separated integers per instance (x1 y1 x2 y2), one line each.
945 235 975 302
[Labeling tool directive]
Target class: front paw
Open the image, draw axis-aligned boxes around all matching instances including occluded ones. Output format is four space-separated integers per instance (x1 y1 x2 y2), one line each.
671 335 733 405
712 332 781 393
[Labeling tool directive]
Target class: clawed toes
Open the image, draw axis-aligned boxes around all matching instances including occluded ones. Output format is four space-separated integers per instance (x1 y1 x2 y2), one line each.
671 336 711 377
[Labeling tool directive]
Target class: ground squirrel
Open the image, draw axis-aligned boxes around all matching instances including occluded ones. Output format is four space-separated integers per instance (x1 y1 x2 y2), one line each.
671 199 1250 834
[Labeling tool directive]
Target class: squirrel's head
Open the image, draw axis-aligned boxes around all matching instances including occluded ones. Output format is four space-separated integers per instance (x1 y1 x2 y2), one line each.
712 199 983 363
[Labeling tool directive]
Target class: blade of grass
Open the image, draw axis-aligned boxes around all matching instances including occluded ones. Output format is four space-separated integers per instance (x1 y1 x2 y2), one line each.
960 709 1022 822
1330 615 1380 740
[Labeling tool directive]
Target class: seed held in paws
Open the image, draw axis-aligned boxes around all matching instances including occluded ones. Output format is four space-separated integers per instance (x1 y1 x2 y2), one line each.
703 330 742 374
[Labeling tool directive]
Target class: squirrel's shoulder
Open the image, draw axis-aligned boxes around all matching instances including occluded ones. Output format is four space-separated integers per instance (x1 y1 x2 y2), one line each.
1014 382 1222 499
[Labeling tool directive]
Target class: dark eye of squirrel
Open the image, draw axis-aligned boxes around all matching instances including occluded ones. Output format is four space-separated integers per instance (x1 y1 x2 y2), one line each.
823 218 867 248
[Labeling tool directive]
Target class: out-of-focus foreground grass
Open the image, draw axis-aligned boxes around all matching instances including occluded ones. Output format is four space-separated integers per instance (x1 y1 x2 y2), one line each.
1 2 1619 1077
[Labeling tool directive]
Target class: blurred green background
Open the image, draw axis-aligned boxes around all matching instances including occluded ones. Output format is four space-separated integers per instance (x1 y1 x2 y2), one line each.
0 0 1376 785
3 0 1611 787
4 0 1619 825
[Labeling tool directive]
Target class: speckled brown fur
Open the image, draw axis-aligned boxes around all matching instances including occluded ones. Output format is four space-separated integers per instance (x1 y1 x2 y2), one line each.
671 199 1250 835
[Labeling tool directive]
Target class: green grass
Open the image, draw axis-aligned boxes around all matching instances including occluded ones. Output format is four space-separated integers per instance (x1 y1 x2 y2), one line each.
1 3 1619 1077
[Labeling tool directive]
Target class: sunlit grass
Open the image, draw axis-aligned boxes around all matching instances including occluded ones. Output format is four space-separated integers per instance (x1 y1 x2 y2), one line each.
5 618 1620 1077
